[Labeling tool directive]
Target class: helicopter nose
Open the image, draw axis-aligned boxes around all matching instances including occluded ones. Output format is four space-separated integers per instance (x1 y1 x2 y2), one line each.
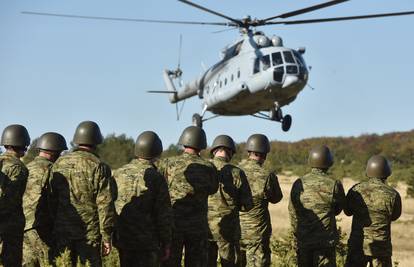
282 75 299 88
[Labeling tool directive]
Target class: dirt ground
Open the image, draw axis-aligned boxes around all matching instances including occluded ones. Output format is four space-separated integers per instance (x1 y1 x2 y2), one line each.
269 175 414 267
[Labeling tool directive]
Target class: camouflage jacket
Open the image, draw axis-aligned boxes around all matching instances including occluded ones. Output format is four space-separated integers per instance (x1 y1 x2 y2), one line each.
23 156 54 231
288 168 345 249
344 177 402 257
50 148 116 243
238 158 283 242
114 158 172 250
0 151 28 228
208 156 253 242
158 152 218 235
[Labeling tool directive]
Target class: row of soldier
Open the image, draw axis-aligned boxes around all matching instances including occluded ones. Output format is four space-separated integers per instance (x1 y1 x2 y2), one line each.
0 121 401 267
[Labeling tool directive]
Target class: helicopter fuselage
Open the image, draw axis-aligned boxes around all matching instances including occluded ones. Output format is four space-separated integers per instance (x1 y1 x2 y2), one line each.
164 31 308 117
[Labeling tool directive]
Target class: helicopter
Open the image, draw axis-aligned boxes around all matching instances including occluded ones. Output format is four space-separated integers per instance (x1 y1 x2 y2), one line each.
23 0 414 131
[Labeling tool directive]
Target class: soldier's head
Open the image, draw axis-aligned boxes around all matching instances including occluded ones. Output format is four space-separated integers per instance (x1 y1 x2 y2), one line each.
366 155 391 180
37 132 68 162
178 126 207 154
72 121 103 150
135 131 163 162
246 134 270 164
308 145 333 170
1 124 30 158
210 135 236 162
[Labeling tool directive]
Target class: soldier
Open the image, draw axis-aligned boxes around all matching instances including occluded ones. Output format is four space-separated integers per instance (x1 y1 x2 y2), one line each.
22 132 68 266
0 124 30 266
289 145 346 267
50 121 116 267
207 135 253 267
239 134 283 267
158 126 218 267
344 155 402 267
114 131 173 267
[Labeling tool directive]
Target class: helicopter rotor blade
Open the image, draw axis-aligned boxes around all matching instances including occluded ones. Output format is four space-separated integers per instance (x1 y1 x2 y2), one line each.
177 0 241 26
262 0 349 22
264 10 414 25
212 27 238 34
177 34 182 70
21 11 231 26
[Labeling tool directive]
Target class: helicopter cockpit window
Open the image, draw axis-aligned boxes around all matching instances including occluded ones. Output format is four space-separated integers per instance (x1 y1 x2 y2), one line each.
283 51 295 64
293 51 305 66
262 55 271 71
253 58 260 74
272 52 283 66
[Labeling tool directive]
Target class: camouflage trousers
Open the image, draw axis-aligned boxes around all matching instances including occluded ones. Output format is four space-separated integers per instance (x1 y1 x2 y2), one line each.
345 247 392 267
0 221 24 267
22 228 53 267
240 237 271 267
54 238 101 267
162 231 208 267
296 247 336 267
118 249 159 267
208 240 240 267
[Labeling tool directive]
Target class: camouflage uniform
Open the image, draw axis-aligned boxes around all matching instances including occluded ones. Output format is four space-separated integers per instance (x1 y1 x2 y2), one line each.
158 152 218 267
22 156 55 266
207 156 253 267
0 151 28 267
114 158 173 267
50 148 116 267
344 177 402 267
289 168 346 267
239 158 283 267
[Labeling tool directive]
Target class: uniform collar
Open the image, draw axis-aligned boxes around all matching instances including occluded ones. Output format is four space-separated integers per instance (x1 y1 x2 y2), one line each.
132 158 154 166
368 177 386 184
247 158 262 166
213 156 228 163
2 150 20 160
311 168 328 175
34 155 53 164
183 151 200 158
73 147 99 157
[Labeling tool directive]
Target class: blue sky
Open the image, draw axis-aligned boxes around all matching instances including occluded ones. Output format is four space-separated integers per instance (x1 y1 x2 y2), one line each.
1 0 413 147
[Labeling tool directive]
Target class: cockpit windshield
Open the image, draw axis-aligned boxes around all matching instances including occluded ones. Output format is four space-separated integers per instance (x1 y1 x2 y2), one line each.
272 52 283 66
283 51 295 64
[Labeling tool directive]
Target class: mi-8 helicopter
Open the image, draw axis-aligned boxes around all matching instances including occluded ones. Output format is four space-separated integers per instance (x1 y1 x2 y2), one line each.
23 0 414 131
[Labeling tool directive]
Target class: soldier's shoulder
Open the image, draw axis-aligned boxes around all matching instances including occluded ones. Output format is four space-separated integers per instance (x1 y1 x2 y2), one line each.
27 157 52 173
0 153 28 174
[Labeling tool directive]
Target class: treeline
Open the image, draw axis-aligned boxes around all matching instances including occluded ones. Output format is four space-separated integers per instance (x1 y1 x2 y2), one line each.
23 130 414 196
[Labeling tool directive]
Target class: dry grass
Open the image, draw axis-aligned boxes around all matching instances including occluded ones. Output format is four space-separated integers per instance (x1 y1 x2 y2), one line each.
269 175 414 267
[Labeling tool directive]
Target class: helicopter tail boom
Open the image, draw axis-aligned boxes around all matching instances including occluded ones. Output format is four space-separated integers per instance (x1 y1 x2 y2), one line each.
162 69 199 103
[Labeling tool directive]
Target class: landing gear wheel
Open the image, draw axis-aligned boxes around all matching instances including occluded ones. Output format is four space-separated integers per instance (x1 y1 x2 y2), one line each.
192 113 203 128
281 115 292 132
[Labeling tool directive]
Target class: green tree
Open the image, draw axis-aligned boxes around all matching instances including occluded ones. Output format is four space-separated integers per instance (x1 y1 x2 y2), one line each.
97 134 135 170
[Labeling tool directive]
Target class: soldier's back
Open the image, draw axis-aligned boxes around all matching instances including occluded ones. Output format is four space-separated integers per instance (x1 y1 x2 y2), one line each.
114 158 171 250
238 158 271 240
347 178 400 256
290 169 342 248
208 157 250 242
0 152 28 215
51 149 110 242
159 152 217 234
23 156 53 230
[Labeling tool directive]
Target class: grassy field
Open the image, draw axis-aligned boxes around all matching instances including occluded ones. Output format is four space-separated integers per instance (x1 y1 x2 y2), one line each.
270 175 414 267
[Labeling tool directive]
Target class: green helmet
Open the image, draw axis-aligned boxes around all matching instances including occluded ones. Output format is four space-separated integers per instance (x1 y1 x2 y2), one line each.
308 145 333 169
135 131 163 159
366 155 391 179
73 121 103 146
37 132 68 151
1 124 30 147
178 126 207 150
246 134 270 154
211 135 236 155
